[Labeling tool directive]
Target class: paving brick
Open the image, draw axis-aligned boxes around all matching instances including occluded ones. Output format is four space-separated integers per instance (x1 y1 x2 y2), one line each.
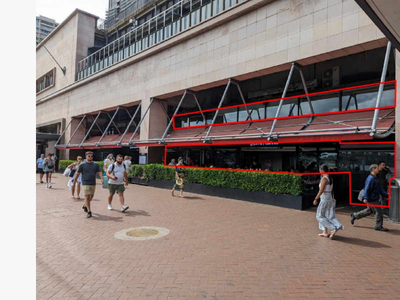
37 174 400 299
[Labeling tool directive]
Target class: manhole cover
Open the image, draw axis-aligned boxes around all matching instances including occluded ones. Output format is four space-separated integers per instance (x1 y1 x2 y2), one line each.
126 228 159 237
114 226 170 241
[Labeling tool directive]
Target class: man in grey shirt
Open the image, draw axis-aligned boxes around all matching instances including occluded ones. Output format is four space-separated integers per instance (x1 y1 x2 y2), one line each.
73 151 103 218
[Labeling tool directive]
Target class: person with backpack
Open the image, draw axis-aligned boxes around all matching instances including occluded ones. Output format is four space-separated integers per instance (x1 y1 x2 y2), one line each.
313 164 343 239
43 154 55 188
67 156 83 199
351 164 389 231
106 154 129 212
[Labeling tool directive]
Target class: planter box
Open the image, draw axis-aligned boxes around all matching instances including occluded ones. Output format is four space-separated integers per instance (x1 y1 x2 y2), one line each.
131 178 310 210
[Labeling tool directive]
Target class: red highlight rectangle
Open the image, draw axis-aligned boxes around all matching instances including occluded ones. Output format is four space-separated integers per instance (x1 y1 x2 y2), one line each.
172 80 396 130
164 140 396 208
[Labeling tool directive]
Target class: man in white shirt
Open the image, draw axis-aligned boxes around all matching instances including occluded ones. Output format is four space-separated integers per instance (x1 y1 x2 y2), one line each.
106 154 129 212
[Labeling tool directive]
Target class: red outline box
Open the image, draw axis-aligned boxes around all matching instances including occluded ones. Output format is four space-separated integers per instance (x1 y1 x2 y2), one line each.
172 80 397 130
164 140 395 208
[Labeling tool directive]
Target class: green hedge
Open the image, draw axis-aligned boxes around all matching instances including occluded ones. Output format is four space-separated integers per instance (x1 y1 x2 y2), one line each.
59 160 104 171
130 164 303 196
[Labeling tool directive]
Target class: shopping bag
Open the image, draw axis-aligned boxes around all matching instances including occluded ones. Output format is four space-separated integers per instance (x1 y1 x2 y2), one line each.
102 176 109 188
63 168 71 177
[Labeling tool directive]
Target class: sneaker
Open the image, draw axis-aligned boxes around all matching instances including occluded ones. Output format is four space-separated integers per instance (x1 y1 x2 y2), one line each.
350 213 355 225
48 183 52 188
121 206 129 212
82 205 88 213
107 205 112 210
45 183 49 188
375 227 389 232
87 211 92 218
383 213 389 218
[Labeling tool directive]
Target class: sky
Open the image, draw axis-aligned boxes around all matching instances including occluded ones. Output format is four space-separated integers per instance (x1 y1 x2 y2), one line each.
36 0 109 23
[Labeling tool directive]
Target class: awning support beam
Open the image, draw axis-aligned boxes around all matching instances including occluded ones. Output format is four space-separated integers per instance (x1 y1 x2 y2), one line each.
96 107 120 146
370 41 392 136
78 111 102 147
268 63 295 139
160 91 188 144
54 118 73 148
204 79 232 142
268 62 314 139
186 90 206 123
118 102 142 145
121 107 138 128
231 79 252 120
66 115 87 147
158 99 171 123
129 98 155 145
105 111 122 135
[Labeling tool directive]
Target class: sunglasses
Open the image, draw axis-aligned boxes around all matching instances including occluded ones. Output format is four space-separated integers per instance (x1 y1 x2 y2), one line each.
87 155 93 157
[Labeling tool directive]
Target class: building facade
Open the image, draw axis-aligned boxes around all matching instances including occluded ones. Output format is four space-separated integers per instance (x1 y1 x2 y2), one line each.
36 0 400 199
36 15 59 45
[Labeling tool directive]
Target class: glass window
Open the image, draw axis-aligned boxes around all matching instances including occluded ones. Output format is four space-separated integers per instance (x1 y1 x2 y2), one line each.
191 9 200 26
201 3 211 21
298 147 318 172
164 24 171 39
182 15 189 30
319 149 337 171
172 21 180 35
301 96 339 114
343 89 395 111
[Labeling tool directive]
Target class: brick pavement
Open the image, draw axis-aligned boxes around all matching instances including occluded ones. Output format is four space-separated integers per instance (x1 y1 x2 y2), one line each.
37 174 400 300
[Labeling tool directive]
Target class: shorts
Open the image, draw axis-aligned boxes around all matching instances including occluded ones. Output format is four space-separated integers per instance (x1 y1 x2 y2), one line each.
38 168 44 174
83 185 96 195
108 184 125 195
44 170 53 174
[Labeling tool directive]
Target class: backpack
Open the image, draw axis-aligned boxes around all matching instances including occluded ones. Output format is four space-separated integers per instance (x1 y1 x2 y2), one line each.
111 162 126 173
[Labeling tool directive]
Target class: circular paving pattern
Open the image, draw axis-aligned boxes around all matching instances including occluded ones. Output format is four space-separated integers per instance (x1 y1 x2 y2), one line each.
114 226 170 241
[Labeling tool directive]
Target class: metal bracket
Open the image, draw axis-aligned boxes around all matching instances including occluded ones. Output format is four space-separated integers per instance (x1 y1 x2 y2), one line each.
78 111 102 147
128 98 155 145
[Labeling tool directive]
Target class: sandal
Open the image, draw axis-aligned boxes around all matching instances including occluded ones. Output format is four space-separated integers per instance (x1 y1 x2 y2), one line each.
318 233 329 237
329 229 338 239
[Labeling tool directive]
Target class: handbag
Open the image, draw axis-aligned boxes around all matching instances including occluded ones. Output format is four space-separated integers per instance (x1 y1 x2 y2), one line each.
102 176 109 188
176 177 183 186
63 168 71 177
69 169 76 178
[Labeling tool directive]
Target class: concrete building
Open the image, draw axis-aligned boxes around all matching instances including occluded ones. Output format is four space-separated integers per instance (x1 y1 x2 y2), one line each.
36 0 399 202
36 15 59 45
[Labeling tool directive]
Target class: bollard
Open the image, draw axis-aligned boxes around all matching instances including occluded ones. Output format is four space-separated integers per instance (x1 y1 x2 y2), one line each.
389 181 400 223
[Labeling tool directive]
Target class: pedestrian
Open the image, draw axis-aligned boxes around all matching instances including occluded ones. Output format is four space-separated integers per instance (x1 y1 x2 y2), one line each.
314 164 343 239
377 161 392 218
67 156 83 199
171 157 184 198
37 153 45 183
103 153 114 175
43 154 55 188
250 159 261 170
73 151 104 218
51 153 58 171
106 154 129 212
169 158 176 166
351 164 389 231
123 155 132 175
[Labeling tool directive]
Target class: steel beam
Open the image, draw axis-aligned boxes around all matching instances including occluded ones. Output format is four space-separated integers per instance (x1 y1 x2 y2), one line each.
158 100 171 122
187 90 206 123
54 118 73 148
231 79 252 120
105 111 122 134
78 111 102 147
297 67 314 114
66 115 87 147
96 107 120 146
160 91 187 143
129 98 155 145
370 41 392 136
204 79 232 142
118 103 142 145
268 63 295 139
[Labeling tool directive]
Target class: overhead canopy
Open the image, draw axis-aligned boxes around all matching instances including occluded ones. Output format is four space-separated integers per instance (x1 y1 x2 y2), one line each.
355 0 400 51
135 108 395 146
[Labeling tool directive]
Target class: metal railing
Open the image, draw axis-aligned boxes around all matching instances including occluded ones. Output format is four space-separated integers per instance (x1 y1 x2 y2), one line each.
76 0 243 81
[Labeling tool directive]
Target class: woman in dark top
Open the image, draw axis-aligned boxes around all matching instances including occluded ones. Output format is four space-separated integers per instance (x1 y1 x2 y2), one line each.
171 157 184 198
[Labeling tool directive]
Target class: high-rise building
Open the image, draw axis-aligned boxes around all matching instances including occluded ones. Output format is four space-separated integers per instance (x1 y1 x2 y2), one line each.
36 15 59 45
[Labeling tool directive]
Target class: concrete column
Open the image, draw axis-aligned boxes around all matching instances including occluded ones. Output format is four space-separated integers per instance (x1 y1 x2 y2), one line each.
396 50 400 177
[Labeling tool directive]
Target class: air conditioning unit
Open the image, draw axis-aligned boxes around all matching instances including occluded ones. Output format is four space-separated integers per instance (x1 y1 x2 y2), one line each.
322 66 340 88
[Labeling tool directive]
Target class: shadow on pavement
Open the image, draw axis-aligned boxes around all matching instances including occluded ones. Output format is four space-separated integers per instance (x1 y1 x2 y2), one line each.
181 196 206 200
123 210 151 217
91 213 124 222
353 225 400 235
332 236 391 248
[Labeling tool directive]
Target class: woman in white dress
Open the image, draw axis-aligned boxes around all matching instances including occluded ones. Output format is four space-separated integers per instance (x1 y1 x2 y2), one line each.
313 164 343 239
67 156 83 199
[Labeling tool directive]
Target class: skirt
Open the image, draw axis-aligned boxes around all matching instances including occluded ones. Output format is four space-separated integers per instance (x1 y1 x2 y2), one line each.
316 193 344 231
67 174 82 190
